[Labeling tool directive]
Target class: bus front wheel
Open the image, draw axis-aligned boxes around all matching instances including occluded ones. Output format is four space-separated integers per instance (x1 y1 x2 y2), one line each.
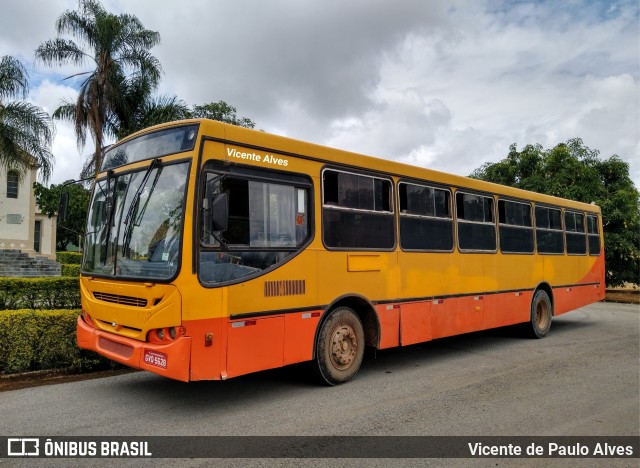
529 290 552 338
314 307 365 385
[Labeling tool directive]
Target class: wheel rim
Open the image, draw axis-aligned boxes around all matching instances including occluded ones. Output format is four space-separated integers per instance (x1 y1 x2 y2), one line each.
330 324 358 370
536 300 550 330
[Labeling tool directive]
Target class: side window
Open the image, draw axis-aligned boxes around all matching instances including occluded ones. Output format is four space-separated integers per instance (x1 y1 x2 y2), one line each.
200 172 310 284
6 171 19 199
399 182 453 251
456 192 496 251
535 206 564 254
587 214 601 255
322 169 394 249
498 199 534 253
565 211 586 255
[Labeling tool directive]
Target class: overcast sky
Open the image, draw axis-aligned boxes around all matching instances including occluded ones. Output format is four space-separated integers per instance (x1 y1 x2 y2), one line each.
1 0 638 186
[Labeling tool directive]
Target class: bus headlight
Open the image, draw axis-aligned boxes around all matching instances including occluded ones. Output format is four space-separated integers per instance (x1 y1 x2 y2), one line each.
148 327 184 343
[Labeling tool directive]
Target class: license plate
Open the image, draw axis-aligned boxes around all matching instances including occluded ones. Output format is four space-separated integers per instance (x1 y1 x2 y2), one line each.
143 349 167 369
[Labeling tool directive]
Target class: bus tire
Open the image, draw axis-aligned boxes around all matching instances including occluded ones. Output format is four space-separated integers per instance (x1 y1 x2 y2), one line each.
313 307 365 385
529 290 552 338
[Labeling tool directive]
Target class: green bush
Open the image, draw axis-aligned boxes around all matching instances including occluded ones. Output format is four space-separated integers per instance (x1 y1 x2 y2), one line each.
56 251 82 265
61 264 81 277
0 277 80 310
0 309 115 374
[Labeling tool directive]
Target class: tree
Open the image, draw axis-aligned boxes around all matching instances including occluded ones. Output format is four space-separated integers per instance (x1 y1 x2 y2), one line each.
34 181 91 251
115 88 191 140
192 101 255 128
0 55 54 182
470 138 639 286
35 0 161 176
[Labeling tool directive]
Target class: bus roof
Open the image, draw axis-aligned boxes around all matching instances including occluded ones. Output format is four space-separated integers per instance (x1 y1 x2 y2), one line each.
125 118 601 214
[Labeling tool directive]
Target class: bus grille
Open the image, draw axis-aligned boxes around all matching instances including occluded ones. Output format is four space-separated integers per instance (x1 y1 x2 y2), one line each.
98 336 134 358
264 280 306 297
94 292 148 307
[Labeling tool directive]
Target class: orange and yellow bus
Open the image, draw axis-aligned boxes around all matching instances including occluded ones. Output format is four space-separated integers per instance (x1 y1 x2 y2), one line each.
76 119 604 385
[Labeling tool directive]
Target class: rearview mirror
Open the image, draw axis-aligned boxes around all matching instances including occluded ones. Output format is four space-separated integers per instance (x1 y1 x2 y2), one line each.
210 193 228 232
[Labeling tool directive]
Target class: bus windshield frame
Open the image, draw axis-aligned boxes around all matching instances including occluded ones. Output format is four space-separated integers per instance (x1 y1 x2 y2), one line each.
101 124 199 171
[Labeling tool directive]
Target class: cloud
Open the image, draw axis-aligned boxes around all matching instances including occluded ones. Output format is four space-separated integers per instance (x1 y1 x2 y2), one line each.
29 80 86 184
130 0 454 130
1 0 638 186
327 90 452 161
0 0 70 61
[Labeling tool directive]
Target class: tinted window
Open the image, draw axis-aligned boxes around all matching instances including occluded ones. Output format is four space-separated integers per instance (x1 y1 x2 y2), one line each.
498 200 534 253
535 206 564 254
565 211 586 255
456 192 496 251
399 183 453 251
587 214 601 255
457 193 494 223
102 124 199 171
323 170 394 249
323 170 391 212
400 183 451 218
498 200 532 227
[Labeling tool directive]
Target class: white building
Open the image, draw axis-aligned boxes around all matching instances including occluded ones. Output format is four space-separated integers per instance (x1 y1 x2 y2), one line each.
0 165 57 260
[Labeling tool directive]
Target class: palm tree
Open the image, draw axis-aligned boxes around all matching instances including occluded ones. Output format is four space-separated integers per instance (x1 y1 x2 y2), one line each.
0 56 54 182
35 0 161 175
113 75 191 140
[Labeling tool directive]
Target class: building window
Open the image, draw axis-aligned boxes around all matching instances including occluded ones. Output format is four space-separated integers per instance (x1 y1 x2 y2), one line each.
7 171 19 198
34 220 42 253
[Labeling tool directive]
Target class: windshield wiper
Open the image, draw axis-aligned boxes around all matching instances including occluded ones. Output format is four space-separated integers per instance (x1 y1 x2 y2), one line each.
122 158 162 257
102 169 116 265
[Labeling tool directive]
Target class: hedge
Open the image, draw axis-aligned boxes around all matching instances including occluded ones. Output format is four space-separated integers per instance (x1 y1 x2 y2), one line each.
62 264 81 277
56 251 82 265
0 309 117 374
0 277 80 310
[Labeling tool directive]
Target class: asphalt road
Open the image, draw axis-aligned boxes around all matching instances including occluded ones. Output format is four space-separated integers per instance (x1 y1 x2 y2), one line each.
0 302 638 467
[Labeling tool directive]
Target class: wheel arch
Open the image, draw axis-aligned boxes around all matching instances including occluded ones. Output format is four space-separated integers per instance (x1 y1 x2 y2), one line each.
313 294 380 359
534 282 554 315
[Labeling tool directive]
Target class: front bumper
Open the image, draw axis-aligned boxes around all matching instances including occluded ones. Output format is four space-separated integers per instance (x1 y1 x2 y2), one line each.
76 315 192 382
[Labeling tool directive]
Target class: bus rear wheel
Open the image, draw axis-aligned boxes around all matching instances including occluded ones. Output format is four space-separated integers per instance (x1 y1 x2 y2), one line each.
529 290 552 338
314 307 365 385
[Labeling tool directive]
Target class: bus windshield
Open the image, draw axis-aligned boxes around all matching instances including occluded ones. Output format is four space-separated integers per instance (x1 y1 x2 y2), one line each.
102 124 198 171
83 161 190 280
